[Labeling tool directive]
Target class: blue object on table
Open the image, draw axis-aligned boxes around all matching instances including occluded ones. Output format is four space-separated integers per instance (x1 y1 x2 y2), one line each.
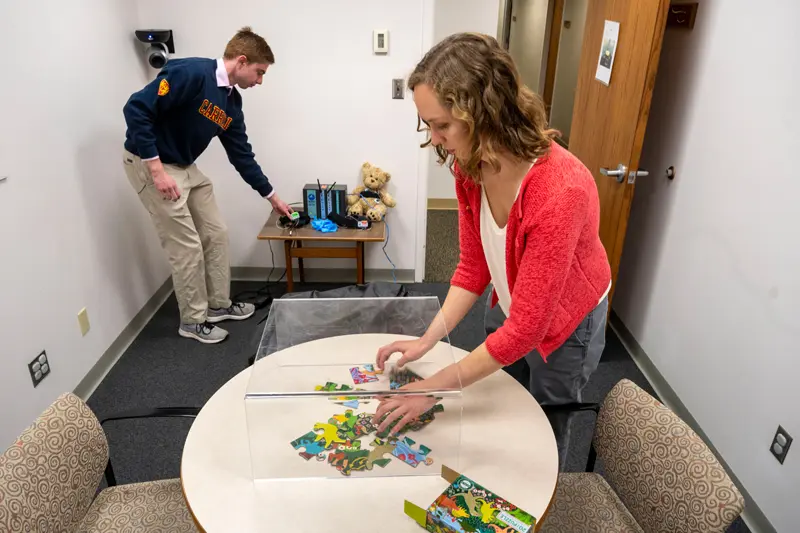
311 219 338 233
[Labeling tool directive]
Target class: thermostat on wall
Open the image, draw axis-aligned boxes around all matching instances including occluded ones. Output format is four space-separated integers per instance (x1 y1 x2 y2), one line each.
373 29 389 54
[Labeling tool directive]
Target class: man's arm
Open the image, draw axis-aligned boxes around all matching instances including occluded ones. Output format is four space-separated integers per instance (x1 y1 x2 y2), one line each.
217 108 292 215
218 109 272 197
123 64 203 200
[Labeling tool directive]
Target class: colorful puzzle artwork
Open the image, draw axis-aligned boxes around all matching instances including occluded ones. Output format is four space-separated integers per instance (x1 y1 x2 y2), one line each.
327 439 394 476
315 381 370 409
350 363 383 384
389 436 433 467
389 367 424 390
419 473 536 533
290 431 328 461
289 399 440 477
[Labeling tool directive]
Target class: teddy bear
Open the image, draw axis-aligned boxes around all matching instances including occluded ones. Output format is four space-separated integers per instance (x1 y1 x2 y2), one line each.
346 162 397 221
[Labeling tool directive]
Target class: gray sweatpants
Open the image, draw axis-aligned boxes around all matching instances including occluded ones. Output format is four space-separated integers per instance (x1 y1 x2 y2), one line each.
485 292 608 470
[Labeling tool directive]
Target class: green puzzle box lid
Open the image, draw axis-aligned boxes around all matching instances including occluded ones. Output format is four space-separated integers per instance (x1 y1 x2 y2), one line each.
405 465 536 533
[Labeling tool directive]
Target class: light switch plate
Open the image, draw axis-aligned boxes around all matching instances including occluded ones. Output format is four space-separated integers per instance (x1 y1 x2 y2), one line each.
392 79 404 99
373 29 389 54
78 307 90 336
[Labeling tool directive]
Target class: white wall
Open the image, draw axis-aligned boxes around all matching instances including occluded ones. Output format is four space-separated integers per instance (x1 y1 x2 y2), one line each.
426 0 500 200
549 0 587 142
508 0 549 95
0 0 169 447
614 1 799 531
135 0 426 271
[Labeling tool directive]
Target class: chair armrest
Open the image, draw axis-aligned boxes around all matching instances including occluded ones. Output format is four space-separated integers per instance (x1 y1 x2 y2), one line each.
100 407 201 487
541 402 601 472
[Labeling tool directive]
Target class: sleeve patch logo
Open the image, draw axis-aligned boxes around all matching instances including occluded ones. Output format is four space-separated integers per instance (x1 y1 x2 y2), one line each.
158 79 170 96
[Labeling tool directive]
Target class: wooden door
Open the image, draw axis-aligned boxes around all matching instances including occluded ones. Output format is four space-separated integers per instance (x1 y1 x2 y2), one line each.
567 0 669 304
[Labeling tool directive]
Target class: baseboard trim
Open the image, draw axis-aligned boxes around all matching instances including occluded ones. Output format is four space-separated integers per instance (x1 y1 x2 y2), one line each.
427 198 458 210
231 267 416 284
609 311 775 533
73 277 174 401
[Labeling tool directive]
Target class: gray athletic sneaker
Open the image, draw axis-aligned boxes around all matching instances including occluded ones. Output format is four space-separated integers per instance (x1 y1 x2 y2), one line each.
178 322 229 344
207 302 256 323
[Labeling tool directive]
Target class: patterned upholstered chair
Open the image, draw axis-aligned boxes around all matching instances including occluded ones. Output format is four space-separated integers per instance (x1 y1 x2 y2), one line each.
540 379 744 533
0 392 199 532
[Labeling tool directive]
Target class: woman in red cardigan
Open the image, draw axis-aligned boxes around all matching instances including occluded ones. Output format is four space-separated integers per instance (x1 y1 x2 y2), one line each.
374 32 612 468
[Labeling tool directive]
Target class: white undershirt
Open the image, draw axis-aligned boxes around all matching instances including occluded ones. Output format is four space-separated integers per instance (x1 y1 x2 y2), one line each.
480 169 528 317
480 161 612 316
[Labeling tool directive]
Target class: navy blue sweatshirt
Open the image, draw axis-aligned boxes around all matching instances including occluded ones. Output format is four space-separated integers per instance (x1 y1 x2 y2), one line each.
123 57 273 197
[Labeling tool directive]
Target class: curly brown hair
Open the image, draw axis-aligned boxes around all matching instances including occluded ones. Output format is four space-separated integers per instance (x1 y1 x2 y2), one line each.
224 26 274 65
408 32 558 181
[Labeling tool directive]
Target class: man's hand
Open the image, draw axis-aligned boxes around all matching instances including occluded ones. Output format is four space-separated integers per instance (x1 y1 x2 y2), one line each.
146 159 181 201
268 193 293 217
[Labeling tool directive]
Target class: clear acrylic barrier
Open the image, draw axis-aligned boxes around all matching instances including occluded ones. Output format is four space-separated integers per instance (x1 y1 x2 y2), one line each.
245 297 463 482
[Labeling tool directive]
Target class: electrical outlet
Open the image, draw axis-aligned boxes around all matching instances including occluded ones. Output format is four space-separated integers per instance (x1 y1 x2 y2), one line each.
78 307 90 336
770 425 793 464
392 79 404 99
28 350 51 388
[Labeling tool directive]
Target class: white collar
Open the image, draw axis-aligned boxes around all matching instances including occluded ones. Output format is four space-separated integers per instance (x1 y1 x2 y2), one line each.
215 58 233 94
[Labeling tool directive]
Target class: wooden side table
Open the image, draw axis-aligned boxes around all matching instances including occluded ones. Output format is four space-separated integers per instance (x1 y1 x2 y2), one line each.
257 212 387 292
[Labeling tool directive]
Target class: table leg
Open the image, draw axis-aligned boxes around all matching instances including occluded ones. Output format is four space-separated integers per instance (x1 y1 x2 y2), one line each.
356 241 364 285
284 240 294 293
297 241 305 283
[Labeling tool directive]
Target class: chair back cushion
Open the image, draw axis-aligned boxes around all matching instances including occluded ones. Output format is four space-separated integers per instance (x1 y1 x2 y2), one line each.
0 392 108 532
593 379 744 533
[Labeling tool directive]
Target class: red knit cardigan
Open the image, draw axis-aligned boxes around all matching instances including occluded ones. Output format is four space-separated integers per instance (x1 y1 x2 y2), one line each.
450 142 611 364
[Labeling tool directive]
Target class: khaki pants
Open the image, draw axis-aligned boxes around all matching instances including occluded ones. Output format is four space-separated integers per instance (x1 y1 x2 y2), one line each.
123 150 231 324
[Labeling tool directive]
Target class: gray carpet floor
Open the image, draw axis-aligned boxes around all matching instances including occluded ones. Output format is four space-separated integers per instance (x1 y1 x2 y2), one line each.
87 280 749 533
424 209 459 282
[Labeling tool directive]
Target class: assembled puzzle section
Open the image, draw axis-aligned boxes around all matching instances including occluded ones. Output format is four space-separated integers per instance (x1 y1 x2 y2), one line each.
245 296 463 482
405 466 536 533
286 387 444 477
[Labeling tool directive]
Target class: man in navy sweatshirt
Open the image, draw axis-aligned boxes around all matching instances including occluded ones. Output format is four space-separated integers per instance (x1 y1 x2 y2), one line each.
122 27 290 344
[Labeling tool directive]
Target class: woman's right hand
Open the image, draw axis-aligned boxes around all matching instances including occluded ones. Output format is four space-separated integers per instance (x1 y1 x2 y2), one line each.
376 338 434 371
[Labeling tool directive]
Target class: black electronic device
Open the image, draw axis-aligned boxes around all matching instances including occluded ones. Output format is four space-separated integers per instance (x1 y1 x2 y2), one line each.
279 210 311 229
303 182 347 220
328 212 372 230
134 30 175 69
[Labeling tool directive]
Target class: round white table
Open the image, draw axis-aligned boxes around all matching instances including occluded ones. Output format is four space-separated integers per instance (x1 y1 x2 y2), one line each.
181 334 558 532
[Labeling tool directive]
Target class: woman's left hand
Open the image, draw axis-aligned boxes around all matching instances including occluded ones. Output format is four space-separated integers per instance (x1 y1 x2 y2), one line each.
374 383 437 436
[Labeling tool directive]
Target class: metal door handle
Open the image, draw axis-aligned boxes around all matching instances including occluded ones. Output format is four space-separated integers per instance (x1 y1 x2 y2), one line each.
600 164 627 183
627 169 649 184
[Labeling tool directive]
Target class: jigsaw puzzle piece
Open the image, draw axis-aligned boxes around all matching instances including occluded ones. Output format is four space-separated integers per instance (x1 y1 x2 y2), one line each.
350 364 382 384
316 382 370 408
329 409 360 440
327 443 369 476
389 436 433 467
366 437 396 470
354 412 378 437
290 431 328 461
388 367 424 390
402 403 445 432
312 422 347 449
